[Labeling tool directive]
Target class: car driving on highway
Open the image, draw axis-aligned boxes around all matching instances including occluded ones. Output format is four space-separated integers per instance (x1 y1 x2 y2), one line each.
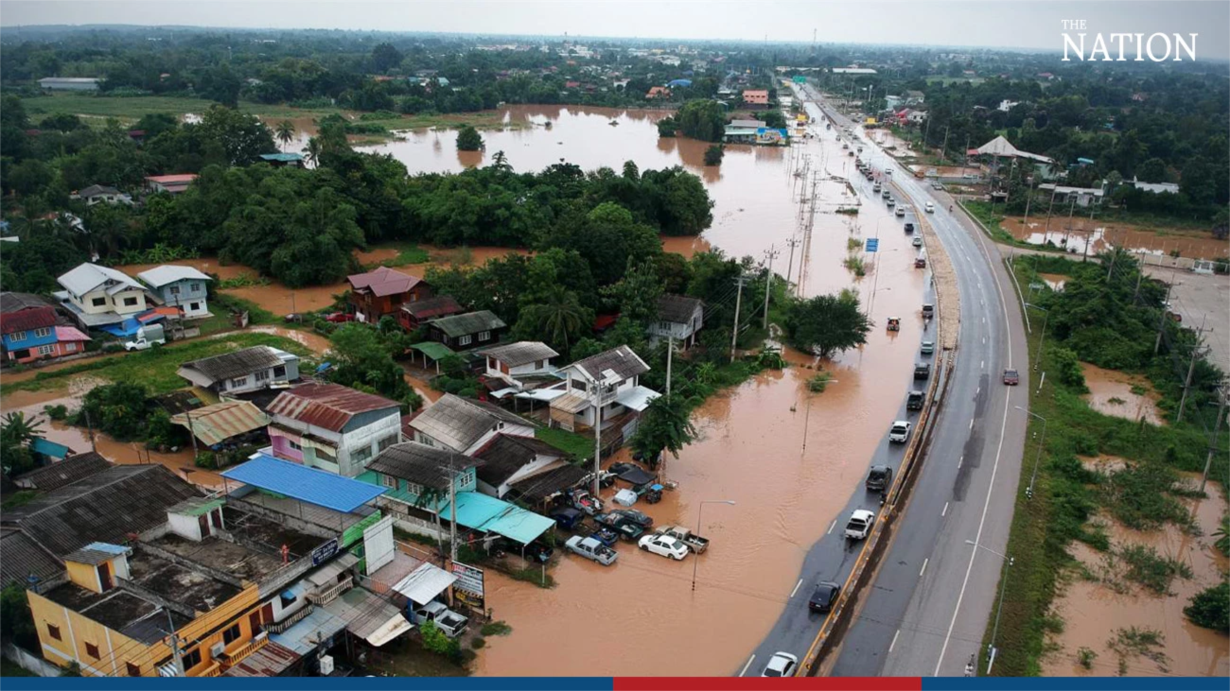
889 420 912 443
762 652 798 677
809 581 842 612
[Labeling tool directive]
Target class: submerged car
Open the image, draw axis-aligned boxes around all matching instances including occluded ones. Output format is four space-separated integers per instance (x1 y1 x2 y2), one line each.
637 533 689 560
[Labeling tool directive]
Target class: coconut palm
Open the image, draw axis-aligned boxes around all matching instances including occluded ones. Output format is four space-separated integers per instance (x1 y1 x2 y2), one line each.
275 120 296 152
302 137 322 168
525 291 586 352
1 412 44 447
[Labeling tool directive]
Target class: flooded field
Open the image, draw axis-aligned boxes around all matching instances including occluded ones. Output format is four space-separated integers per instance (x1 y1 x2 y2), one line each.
1081 362 1167 426
1002 216 1228 260
1043 480 1228 677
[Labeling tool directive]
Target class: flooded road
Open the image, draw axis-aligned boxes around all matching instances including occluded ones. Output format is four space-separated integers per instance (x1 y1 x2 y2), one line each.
350 105 931 675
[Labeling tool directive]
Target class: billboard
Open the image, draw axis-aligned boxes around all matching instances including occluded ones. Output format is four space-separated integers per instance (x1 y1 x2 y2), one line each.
452 561 485 611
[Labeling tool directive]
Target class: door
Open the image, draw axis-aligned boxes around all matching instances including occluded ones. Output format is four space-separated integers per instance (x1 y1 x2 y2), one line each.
260 603 273 624
98 561 113 591
249 610 262 634
198 514 210 538
210 508 222 530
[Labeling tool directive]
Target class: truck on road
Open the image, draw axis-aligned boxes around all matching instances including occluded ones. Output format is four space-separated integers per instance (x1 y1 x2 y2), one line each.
124 324 166 351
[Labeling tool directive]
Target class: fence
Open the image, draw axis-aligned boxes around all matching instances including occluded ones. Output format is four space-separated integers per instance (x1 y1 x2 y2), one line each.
3 642 62 678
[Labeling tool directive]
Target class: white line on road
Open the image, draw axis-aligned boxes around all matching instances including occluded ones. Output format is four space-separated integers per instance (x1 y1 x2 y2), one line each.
920 557 930 577
980 360 985 370
976 386 981 395
958 455 964 469
791 579 803 598
969 419 974 430
827 520 837 535
942 501 949 517
740 654 756 677
889 629 901 654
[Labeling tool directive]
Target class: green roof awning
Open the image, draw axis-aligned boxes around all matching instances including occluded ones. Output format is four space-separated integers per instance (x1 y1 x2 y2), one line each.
409 341 456 361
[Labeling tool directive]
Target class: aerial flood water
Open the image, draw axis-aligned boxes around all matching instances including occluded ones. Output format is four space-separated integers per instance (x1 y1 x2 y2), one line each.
354 105 932 675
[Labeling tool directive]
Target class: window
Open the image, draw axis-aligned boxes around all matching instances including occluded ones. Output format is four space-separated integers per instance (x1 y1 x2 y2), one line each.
222 623 242 645
418 435 434 447
191 283 201 292
126 662 142 677
123 297 138 307
381 474 398 489
571 379 588 392
231 377 248 388
273 365 286 378
47 624 61 641
189 302 200 311
458 335 472 346
405 481 424 497
288 440 302 451
255 370 270 382
478 330 491 341
279 591 297 608
85 642 100 659
377 434 398 452
91 297 107 307
64 342 77 353
169 285 181 296
33 327 51 338
37 345 55 356
352 446 372 463
181 648 201 670
8 331 25 342
536 360 545 370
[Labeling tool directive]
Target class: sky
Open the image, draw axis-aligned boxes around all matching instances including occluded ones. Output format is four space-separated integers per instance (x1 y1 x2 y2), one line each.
2 1 1228 58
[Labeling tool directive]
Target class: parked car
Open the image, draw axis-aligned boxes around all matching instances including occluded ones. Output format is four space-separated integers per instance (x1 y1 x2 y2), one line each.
594 513 646 540
921 303 934 319
912 236 923 248
809 581 842 612
881 189 891 199
925 201 935 213
414 601 468 638
1003 369 1020 386
609 509 653 529
914 363 931 380
845 509 875 540
762 652 798 677
124 324 166 351
930 181 944 190
638 533 689 560
885 169 893 176
920 340 934 355
873 183 882 192
907 390 925 411
889 420 912 443
549 507 585 531
866 465 893 491
565 536 618 566
586 526 620 547
654 526 709 554
904 222 915 233
323 312 355 323
895 206 906 217
886 198 896 208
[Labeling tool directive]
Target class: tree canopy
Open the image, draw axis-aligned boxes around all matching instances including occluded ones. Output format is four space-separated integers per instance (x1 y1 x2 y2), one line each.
783 290 871 359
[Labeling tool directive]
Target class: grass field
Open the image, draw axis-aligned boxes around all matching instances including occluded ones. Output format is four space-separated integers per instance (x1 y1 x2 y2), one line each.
535 427 594 462
21 93 520 132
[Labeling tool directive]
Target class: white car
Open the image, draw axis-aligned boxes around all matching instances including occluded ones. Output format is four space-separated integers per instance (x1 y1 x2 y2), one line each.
895 206 906 217
925 201 935 213
637 533 689 560
762 652 798 677
889 420 912 443
845 510 875 540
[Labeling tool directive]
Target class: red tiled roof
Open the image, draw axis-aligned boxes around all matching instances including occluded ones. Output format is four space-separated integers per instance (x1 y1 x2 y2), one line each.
1 306 57 335
54 326 90 343
347 266 424 298
267 383 399 433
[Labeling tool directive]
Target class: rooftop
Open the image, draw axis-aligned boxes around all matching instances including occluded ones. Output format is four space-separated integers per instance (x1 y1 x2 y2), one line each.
144 533 283 584
409 393 533 452
507 463 590 504
259 153 306 163
146 174 198 184
42 582 191 644
222 453 387 514
170 400 270 447
57 263 144 297
10 452 111 491
402 295 463 320
347 266 424 298
656 294 704 324
477 341 559 368
136 265 213 289
126 547 242 613
368 442 482 491
178 345 287 384
1 291 54 314
266 383 399 433
472 434 562 487
429 310 507 338
567 344 650 383
1 305 57 334
0 529 62 590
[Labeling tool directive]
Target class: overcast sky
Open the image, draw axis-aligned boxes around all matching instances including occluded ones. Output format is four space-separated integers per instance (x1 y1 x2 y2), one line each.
3 1 1228 58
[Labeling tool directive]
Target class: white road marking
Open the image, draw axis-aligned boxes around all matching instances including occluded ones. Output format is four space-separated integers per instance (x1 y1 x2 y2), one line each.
969 419 974 430
889 629 902 653
791 579 803 598
942 502 949 517
920 557 930 576
958 454 964 469
982 336 986 344
827 519 837 535
980 360 985 370
740 654 756 677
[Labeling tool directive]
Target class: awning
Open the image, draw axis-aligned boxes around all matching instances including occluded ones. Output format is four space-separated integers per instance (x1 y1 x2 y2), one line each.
321 587 412 648
306 552 359 587
222 454 386 513
514 387 567 402
391 563 457 605
615 385 660 412
365 613 414 647
549 391 590 413
489 386 520 399
408 341 456 361
439 491 555 545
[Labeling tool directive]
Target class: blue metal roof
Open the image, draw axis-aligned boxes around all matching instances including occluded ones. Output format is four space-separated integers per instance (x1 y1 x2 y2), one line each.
222 454 386 513
31 438 71 459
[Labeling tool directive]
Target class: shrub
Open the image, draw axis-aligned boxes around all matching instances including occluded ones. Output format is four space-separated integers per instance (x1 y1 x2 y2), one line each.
1077 647 1097 669
1184 581 1229 631
1116 544 1192 595
1051 346 1087 392
480 621 512 637
703 144 724 166
419 620 462 663
42 404 68 421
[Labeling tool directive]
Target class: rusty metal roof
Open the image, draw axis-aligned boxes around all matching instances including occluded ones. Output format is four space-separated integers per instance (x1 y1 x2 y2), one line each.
347 266 424 298
267 383 399 433
170 400 270 447
222 640 300 677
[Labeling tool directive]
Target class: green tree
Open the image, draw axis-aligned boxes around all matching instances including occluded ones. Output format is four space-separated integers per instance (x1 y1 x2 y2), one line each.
783 290 871 359
456 125 484 151
657 117 677 137
76 382 151 442
327 324 411 400
0 582 38 650
631 394 697 461
1184 581 1229 632
761 110 787 129
673 100 726 142
703 144 725 166
517 290 591 354
1136 157 1167 183
197 105 277 166
371 43 404 73
602 258 662 325
275 120 296 151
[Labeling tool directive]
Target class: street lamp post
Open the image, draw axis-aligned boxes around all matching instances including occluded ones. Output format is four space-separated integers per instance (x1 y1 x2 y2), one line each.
966 539 1014 676
1023 303 1049 371
1014 406 1047 500
691 500 735 591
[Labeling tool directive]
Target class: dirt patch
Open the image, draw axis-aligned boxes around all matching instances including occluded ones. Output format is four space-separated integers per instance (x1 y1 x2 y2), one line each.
1080 363 1166 426
1042 481 1229 677
1037 273 1068 291
1080 456 1130 474
661 235 713 259
1001 216 1228 261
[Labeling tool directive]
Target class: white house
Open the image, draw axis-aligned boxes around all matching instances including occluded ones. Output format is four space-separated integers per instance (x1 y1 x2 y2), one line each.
38 77 100 91
137 265 212 318
266 383 402 478
54 263 150 328
998 100 1020 113
647 294 705 347
1130 177 1180 195
71 185 133 206
472 434 566 499
548 345 659 431
407 393 536 456
177 345 301 394
477 341 559 391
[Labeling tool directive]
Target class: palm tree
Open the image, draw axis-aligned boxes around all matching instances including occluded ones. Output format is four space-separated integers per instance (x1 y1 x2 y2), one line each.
302 137 322 168
275 120 296 152
1 412 45 447
530 291 585 352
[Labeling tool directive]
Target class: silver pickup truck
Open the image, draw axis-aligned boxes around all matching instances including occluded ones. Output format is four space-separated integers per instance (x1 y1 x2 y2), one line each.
653 525 710 554
415 601 468 638
565 536 618 566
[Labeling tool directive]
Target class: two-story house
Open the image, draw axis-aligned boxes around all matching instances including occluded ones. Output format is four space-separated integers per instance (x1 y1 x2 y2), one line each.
54 263 151 329
477 341 559 391
647 294 705 348
346 267 432 324
177 346 301 395
471 434 566 499
1 292 89 364
361 442 481 517
425 310 507 351
406 393 536 456
548 345 658 432
398 295 463 331
137 265 212 319
266 383 402 477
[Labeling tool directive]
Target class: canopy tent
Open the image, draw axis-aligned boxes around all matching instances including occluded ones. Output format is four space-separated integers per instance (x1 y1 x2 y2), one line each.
408 341 457 373
439 491 555 545
222 453 386 513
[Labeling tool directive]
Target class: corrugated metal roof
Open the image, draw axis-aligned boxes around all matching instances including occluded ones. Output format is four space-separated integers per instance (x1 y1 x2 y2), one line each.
402 295 463 320
222 640 300 677
221 454 386 513
170 400 270 446
408 341 456 361
136 265 212 288
473 434 562 486
567 345 650 383
178 346 286 384
266 383 399 433
64 541 129 565
1 305 56 334
0 291 54 313
11 452 110 491
321 587 408 644
507 463 590 503
476 341 558 368
391 563 457 604
56 263 143 297
656 294 704 324
408 394 531 452
0 529 63 589
368 442 482 491
428 310 506 338
269 603 347 655
30 438 71 459
439 491 554 545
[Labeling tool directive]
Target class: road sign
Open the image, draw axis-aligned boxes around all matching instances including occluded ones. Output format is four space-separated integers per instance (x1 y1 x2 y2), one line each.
865 238 879 252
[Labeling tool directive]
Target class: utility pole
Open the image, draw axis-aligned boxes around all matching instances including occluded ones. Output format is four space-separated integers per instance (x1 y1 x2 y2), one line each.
730 274 748 363
1042 186 1058 236
784 237 801 288
83 407 96 453
166 609 185 676
1154 271 1177 355
940 125 950 163
665 335 673 398
448 453 458 564
184 409 199 462
960 134 970 177
1021 175 1035 229
762 244 779 330
1063 196 1076 250
1199 388 1226 494
1176 317 1207 423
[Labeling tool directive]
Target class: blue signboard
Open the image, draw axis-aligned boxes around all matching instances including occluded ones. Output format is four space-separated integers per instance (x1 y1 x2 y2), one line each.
311 538 339 565
866 238 879 252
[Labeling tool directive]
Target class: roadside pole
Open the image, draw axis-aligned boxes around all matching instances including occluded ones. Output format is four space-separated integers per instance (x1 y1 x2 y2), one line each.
730 275 747 363
1153 271 1177 355
1176 317 1208 422
665 336 673 398
763 244 778 330
1199 388 1226 495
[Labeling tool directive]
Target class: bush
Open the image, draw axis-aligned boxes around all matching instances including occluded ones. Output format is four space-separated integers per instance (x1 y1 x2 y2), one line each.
418 620 462 663
1116 544 1192 595
42 404 68 421
703 144 724 166
75 381 151 442
480 621 512 637
1051 347 1087 392
1184 581 1229 631
456 125 483 151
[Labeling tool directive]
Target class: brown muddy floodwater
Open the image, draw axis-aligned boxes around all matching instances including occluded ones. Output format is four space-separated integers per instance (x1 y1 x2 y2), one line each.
350 105 930 675
1044 480 1229 677
1002 217 1229 261
1081 362 1167 426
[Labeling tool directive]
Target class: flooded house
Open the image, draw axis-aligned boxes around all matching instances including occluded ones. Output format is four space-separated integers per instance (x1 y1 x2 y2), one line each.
177 345 301 395
547 345 659 433
476 341 560 394
265 383 402 477
1 291 90 364
405 393 536 456
346 267 432 324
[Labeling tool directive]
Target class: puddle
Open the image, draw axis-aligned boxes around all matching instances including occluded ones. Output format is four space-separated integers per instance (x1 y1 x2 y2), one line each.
1081 363 1166 426
1037 273 1068 291
1003 217 1229 260
243 326 331 355
1044 480 1229 677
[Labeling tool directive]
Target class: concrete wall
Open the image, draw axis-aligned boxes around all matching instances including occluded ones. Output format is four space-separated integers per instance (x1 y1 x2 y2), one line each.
27 590 152 677
3 642 63 677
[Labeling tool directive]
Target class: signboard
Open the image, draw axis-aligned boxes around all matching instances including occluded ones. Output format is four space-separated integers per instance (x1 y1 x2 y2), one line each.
451 561 485 612
311 538 339 566
793 75 807 84
363 515 395 576
865 238 879 252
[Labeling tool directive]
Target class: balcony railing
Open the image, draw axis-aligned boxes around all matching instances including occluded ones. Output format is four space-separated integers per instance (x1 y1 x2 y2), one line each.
219 634 268 670
197 663 222 678
307 576 353 606
264 604 314 634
